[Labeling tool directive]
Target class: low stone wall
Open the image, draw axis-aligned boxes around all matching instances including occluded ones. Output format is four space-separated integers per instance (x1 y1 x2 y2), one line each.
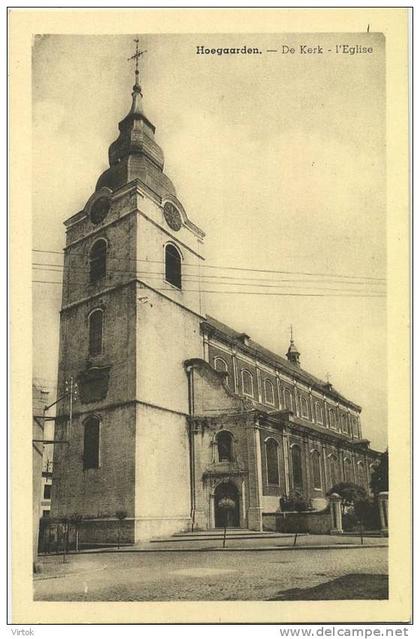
263 509 331 534
76 518 135 545
38 518 135 551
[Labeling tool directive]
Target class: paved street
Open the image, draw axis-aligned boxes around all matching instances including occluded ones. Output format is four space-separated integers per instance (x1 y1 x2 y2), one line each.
34 546 388 601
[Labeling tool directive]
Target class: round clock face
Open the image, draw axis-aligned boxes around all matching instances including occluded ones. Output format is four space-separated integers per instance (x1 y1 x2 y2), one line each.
90 197 110 225
163 202 182 231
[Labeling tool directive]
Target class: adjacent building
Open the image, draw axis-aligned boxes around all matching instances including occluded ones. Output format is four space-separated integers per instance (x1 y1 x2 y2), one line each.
32 384 50 567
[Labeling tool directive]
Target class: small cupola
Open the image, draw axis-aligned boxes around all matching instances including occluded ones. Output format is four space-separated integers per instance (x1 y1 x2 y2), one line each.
286 326 301 367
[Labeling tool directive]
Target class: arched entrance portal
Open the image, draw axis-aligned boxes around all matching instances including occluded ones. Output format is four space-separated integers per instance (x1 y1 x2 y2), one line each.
214 482 240 528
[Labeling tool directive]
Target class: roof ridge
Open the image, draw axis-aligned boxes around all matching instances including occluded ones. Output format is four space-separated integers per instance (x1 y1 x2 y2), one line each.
204 314 360 410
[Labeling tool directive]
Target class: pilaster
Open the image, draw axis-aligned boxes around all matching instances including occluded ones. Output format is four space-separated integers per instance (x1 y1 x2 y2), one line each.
293 380 300 417
203 333 209 362
232 349 239 394
309 388 315 423
276 374 283 409
256 365 263 404
245 421 263 531
322 444 329 491
282 429 290 496
323 395 328 427
303 435 311 498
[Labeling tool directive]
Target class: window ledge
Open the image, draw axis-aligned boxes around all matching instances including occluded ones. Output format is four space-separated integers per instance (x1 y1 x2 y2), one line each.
164 278 182 291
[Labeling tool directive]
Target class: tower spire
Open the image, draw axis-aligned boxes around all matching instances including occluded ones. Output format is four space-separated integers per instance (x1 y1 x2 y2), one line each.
127 37 147 113
96 36 176 196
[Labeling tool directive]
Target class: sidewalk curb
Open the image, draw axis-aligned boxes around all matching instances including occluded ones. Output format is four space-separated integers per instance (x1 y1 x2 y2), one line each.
35 542 388 572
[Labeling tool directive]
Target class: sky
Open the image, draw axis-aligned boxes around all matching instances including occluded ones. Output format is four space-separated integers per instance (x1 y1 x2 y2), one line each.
32 33 386 450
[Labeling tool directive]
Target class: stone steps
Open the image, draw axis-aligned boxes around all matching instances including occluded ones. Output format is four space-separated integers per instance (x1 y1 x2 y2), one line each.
150 530 292 543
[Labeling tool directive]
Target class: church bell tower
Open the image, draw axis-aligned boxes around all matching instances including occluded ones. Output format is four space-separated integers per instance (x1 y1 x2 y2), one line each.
51 39 206 543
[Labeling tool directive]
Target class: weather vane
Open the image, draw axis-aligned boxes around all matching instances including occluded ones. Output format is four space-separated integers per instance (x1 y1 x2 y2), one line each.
128 37 147 91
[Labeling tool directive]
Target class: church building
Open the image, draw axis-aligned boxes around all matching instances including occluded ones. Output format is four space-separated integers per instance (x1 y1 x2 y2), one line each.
51 44 382 543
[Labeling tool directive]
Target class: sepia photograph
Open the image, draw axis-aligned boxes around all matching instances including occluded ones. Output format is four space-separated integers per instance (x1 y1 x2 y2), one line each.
31 28 389 602
8 5 411 626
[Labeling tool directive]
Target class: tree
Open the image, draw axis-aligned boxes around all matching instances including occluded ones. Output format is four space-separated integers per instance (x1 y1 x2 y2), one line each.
326 482 368 511
370 450 388 495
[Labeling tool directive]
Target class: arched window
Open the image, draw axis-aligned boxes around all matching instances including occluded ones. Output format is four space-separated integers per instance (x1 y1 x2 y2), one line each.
264 379 274 405
241 369 254 397
301 396 309 418
165 244 182 289
284 388 293 411
342 413 349 433
88 309 103 356
315 401 323 424
329 408 336 429
89 239 107 283
214 357 229 387
329 454 339 487
216 431 233 462
311 450 322 489
343 457 352 482
214 357 228 373
291 445 303 490
83 416 100 470
265 438 280 485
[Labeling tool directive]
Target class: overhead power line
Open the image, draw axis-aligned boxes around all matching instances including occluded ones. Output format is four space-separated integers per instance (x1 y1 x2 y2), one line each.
31 270 385 295
31 267 386 295
32 280 386 298
31 262 386 288
32 248 386 282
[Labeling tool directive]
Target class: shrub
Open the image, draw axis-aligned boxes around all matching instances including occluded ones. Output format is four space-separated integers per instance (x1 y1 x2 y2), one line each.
370 450 388 495
354 500 380 530
326 482 368 509
280 492 312 513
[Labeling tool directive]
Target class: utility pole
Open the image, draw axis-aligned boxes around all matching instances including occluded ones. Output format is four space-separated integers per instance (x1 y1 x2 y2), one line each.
33 378 78 444
33 379 77 568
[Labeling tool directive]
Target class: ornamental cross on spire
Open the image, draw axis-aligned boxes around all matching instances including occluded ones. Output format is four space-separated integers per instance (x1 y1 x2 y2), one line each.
128 37 147 89
289 324 294 343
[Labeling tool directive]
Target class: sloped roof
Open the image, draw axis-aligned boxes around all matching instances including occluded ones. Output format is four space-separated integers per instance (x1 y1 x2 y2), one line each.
202 315 361 411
